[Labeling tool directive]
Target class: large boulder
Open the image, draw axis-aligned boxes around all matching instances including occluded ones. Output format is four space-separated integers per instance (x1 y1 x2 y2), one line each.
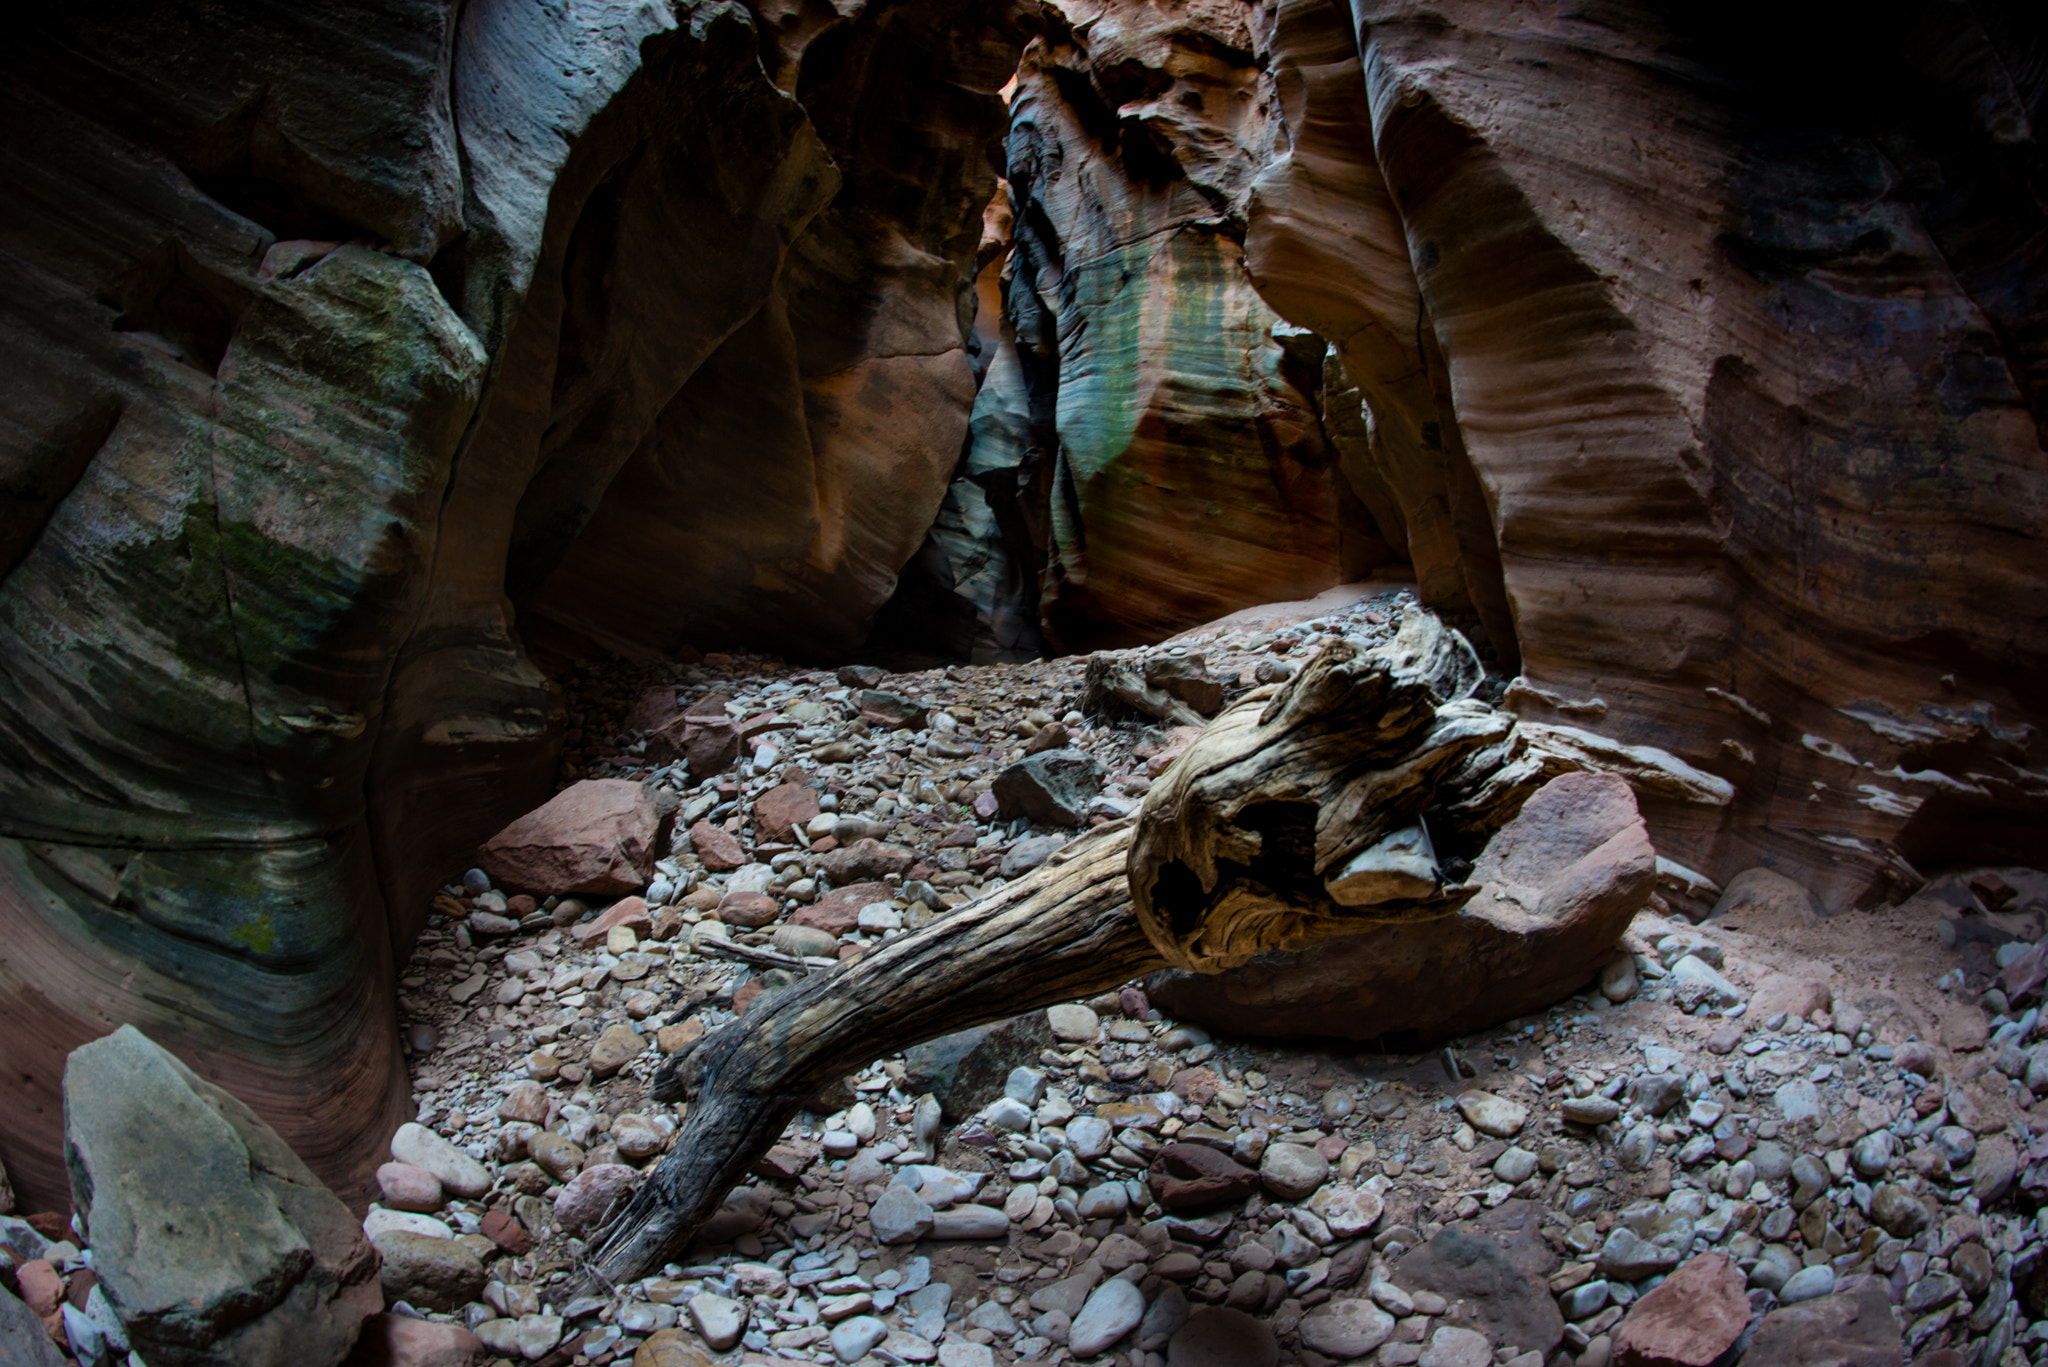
63 1026 380 1366
477 779 664 896
992 750 1108 828
1147 771 1656 1042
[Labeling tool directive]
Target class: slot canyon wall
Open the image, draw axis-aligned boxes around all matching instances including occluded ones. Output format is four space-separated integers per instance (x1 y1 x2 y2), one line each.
0 0 2043 1212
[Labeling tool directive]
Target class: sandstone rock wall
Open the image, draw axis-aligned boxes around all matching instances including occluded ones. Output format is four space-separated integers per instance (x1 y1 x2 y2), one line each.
0 0 1032 1211
920 0 1402 657
952 0 2048 903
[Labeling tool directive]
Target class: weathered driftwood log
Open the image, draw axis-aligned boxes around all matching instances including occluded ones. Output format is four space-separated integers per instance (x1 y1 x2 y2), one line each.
580 607 1730 1288
583 823 1163 1290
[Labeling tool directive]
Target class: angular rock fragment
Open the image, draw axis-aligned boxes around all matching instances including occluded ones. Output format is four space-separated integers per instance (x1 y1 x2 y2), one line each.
478 779 663 895
64 1027 380 1367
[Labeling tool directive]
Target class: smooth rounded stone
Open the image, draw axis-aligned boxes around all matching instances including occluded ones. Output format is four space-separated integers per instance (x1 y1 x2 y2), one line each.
1006 1066 1048 1105
1298 1299 1395 1358
831 1316 889 1363
463 868 492 896
1002 835 1069 878
1260 1142 1330 1200
1047 1004 1100 1042
1777 1265 1836 1305
879 1332 939 1364
1597 1227 1682 1280
1847 1130 1894 1179
1419 1326 1492 1367
1973 1133 2019 1202
618 1302 679 1334
773 924 841 958
391 1122 493 1199
1789 1154 1829 1207
1560 1280 1610 1319
1871 1184 1933 1237
1562 1096 1622 1126
612 1114 667 1161
589 1023 648 1077
529 1130 584 1181
1078 1183 1130 1218
1067 1115 1113 1159
373 1230 486 1311
554 1164 637 1234
718 891 780 928
1167 1307 1277 1367
490 1313 565 1360
498 1080 550 1125
872 1186 936 1244
1613 1124 1657 1171
688 1292 747 1350
377 1161 445 1213
1161 1025 1212 1053
822 1130 859 1157
1600 954 1640 1003
1668 956 1744 1009
930 1205 1008 1239
1367 1281 1414 1316
1493 1147 1539 1185
937 1343 993 1367
636 1326 716 1366
980 1094 1032 1133
1749 1142 1792 1182
1069 1278 1146 1356
364 1208 454 1241
1455 1090 1527 1138
1311 1185 1385 1238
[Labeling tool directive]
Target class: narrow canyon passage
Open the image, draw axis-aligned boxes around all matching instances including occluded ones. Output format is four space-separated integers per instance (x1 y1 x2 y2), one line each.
0 0 2045 1365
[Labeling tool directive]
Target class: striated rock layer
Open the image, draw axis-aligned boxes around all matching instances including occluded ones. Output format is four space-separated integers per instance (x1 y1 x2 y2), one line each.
917 0 1402 657
0 0 1033 1210
947 0 2048 903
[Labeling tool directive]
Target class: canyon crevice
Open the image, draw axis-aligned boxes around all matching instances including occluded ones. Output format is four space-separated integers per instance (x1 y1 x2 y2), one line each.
1 0 2043 1215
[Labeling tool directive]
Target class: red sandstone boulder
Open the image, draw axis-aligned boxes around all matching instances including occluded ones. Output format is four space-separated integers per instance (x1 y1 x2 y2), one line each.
794 881 896 935
687 821 746 872
477 780 661 897
1612 1253 1749 1367
717 891 780 928
648 715 743 777
754 782 820 842
1147 771 1656 1042
572 897 653 946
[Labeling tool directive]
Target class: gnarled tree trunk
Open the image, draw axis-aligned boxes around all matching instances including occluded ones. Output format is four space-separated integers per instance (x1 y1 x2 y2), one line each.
582 607 1717 1288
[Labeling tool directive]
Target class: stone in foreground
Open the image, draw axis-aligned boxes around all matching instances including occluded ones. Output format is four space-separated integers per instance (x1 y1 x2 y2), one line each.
477 779 663 895
64 1026 380 1367
1611 1252 1748 1367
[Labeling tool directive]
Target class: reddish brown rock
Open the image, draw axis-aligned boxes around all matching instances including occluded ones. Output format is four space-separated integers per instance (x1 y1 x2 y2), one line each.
621 687 682 737
1612 1253 1749 1367
716 892 781 929
572 897 653 946
648 716 743 777
1149 771 1656 1042
1148 1143 1260 1210
814 839 916 883
1741 1277 1902 1366
754 783 821 842
477 1209 531 1257
687 821 746 873
477 781 660 897
344 1314 485 1367
793 881 896 935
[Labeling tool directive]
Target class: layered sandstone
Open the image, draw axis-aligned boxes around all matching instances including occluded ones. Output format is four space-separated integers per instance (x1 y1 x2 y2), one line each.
921 0 1400 656
0 0 1031 1210
954 0 2047 903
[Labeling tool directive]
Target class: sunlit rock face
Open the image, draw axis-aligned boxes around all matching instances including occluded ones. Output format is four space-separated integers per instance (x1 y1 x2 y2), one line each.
0 0 1032 1210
